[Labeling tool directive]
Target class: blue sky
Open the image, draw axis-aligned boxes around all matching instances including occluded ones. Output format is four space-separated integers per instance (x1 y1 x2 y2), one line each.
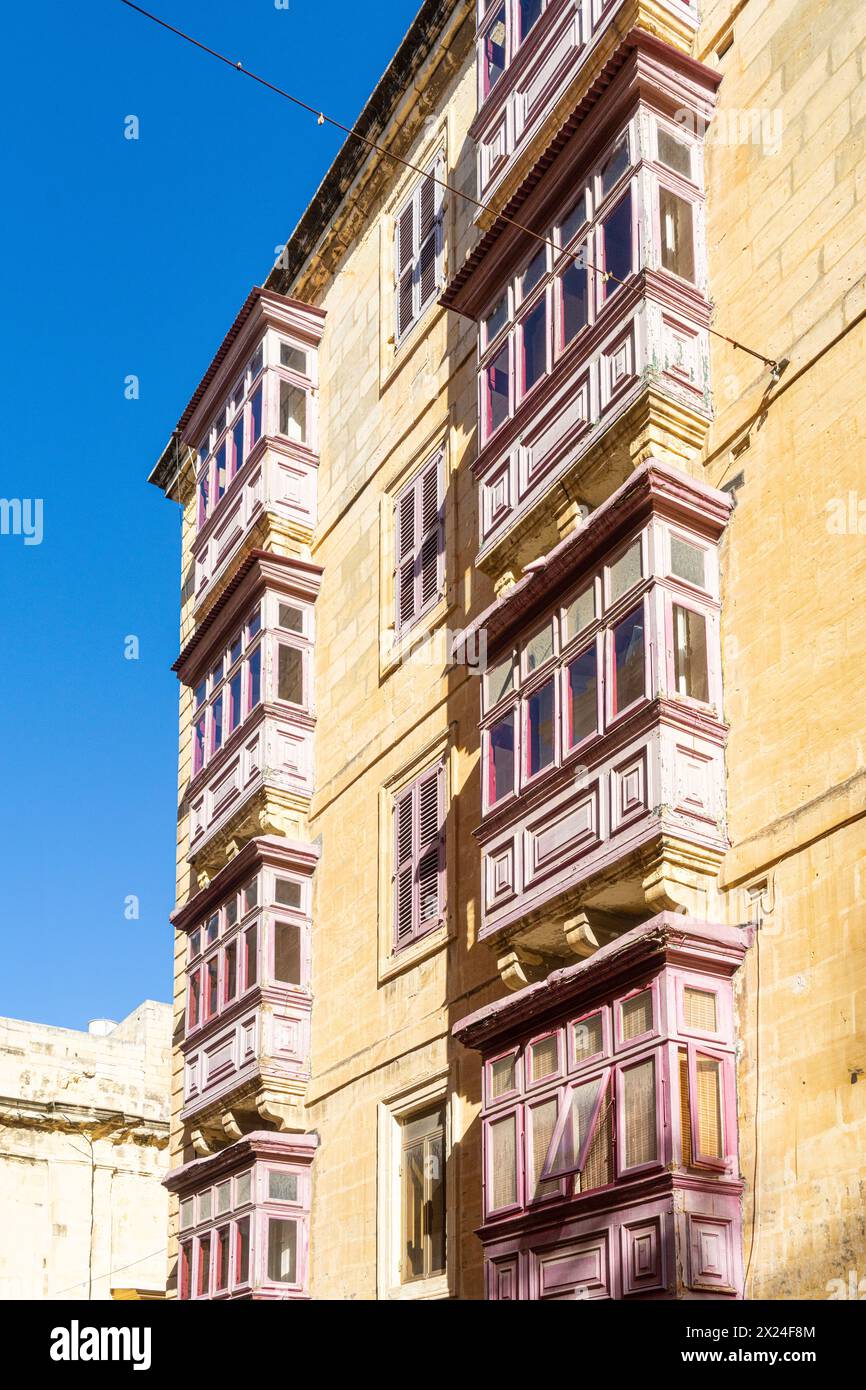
0 0 417 1029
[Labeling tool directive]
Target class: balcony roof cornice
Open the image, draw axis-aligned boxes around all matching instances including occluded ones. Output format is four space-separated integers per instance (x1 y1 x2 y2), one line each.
163 1128 319 1194
171 834 321 935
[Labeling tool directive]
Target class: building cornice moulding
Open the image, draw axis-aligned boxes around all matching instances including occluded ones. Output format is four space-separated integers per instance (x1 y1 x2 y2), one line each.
164 1129 319 1195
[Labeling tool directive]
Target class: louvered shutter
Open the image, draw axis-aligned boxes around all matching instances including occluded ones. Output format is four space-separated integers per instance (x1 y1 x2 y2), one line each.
418 174 438 310
395 484 418 630
396 198 416 339
418 457 442 611
417 765 443 929
393 788 415 948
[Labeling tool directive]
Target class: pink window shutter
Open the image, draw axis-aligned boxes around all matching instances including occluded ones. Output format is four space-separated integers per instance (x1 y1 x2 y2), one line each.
393 762 445 952
393 788 415 949
396 199 416 338
395 483 418 631
418 458 443 611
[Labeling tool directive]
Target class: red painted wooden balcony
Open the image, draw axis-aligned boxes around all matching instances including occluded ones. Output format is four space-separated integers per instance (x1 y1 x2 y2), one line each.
453 914 751 1300
166 1131 317 1301
462 459 733 982
173 837 317 1144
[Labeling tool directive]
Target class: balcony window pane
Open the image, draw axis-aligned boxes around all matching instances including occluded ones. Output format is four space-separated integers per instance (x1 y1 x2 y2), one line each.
235 1216 250 1284
521 245 547 299
670 535 706 587
196 1235 211 1297
609 539 642 602
248 647 262 710
280 343 307 374
229 672 242 732
230 636 243 666
601 190 632 296
215 1228 230 1292
660 188 695 282
244 878 259 912
485 342 510 436
545 1074 605 1178
267 1219 298 1284
519 0 543 41
621 989 653 1040
483 291 509 345
573 1012 603 1064
601 136 630 198
488 1112 518 1210
198 472 210 527
567 648 597 745
217 1181 231 1216
268 1171 299 1203
231 417 245 477
188 970 201 1028
527 679 555 776
622 1057 657 1168
684 986 718 1033
525 621 554 673
198 1190 212 1223
248 607 262 640
579 1100 613 1192
277 645 304 705
484 10 506 95
211 694 223 754
658 127 692 177
235 1173 251 1207
278 603 304 632
205 913 219 947
250 384 263 449
561 193 587 247
225 898 238 930
522 299 547 394
194 680 207 710
530 1098 560 1199
206 960 218 1018
275 877 302 909
274 921 301 985
189 929 201 960
180 1198 194 1231
193 714 206 776
696 1057 724 1158
279 379 307 444
529 1034 558 1082
179 1242 191 1300
565 586 596 641
673 604 709 702
486 653 513 708
612 608 645 713
490 1054 516 1099
489 713 515 804
245 925 258 989
562 257 588 345
223 941 237 1004
251 343 264 380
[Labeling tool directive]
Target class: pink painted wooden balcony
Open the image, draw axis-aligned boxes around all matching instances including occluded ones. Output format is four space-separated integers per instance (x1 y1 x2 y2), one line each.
472 0 700 217
463 460 733 968
168 285 325 617
453 914 751 1300
173 837 317 1138
443 31 721 575
175 551 321 868
166 1131 317 1301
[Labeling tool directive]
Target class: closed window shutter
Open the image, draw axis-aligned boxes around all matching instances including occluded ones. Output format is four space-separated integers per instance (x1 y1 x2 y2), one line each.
418 174 438 308
418 458 442 610
394 789 415 948
393 762 445 952
417 766 442 927
396 199 416 339
396 484 418 629
395 456 443 632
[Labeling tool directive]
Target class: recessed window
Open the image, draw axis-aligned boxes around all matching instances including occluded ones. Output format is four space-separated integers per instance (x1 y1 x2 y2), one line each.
670 535 706 588
564 586 596 642
524 622 554 673
274 921 302 985
567 647 597 746
277 645 304 705
660 188 695 282
526 679 555 776
401 1107 446 1283
612 608 645 714
267 1219 298 1284
673 605 709 702
658 127 692 178
489 713 515 805
609 540 642 603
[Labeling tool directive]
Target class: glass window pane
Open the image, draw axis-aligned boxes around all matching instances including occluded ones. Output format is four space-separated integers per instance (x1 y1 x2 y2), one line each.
521 245 547 299
205 913 219 947
244 878 259 912
567 648 597 746
579 1100 613 1192
488 1113 518 1210
527 679 555 776
402 1140 426 1280
696 1057 724 1158
489 713 515 804
225 897 238 929
278 603 304 632
561 193 587 247
612 608 645 713
223 941 237 1004
216 1182 231 1216
621 989 653 1040
562 257 588 345
519 0 543 42
673 605 709 702
189 929 201 960
179 1197 194 1231
215 1227 230 1291
268 1171 299 1203
483 292 509 345
684 987 718 1033
485 341 510 435
279 379 307 443
193 714 206 776
245 925 258 989
573 1012 603 1064
660 187 695 282
529 1034 558 1082
211 695 223 754
278 645 304 705
267 1219 298 1284
215 443 227 501
670 535 706 587
206 960 218 1018
601 136 630 197
274 921 302 984
545 1074 605 1178
280 343 307 374
248 647 262 710
486 654 513 708
197 1235 211 1296
231 417 245 477
229 672 242 732
484 10 506 95
521 298 547 393
565 586 596 641
524 622 554 673
188 970 200 1028
235 1216 250 1285
530 1098 560 1199
248 608 262 641
198 1190 212 1224
428 1135 446 1275
179 1242 191 1300
658 127 692 177
250 385 263 449
602 190 632 294
609 540 642 602
250 343 264 379
622 1057 657 1168
235 1172 251 1207
275 877 302 909
490 1054 516 1099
